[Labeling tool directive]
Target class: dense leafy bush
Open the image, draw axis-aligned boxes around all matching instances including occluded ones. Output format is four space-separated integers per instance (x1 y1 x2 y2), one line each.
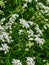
0 0 49 65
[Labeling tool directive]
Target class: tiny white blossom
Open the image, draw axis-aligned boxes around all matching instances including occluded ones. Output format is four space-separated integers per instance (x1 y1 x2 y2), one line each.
27 29 34 37
18 29 23 35
0 43 10 54
19 18 30 28
37 2 49 15
26 57 35 65
29 38 34 41
12 59 22 65
37 2 45 9
35 37 45 44
12 14 19 18
28 21 33 25
35 26 42 35
9 14 19 23
25 0 32 3
23 3 27 8
35 0 38 2
1 18 5 22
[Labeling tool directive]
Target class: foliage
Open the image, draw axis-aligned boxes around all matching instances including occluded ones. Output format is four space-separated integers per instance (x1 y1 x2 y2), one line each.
0 0 49 65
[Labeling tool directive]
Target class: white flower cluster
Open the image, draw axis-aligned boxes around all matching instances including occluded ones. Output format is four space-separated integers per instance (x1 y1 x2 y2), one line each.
5 14 19 31
9 14 19 23
26 57 35 65
0 0 49 65
0 43 10 54
18 29 23 35
12 59 22 65
0 14 19 54
35 0 38 2
28 21 33 25
1 18 5 23
0 25 11 43
23 3 27 8
12 57 35 65
19 18 30 28
27 29 34 41
0 14 19 43
19 18 45 45
35 37 45 45
35 25 42 35
34 24 45 44
24 0 32 3
37 2 49 15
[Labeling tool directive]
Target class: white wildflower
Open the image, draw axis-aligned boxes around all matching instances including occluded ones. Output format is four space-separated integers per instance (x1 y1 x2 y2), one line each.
35 26 42 35
9 14 19 23
0 25 13 43
28 21 33 25
27 29 34 41
38 2 49 15
23 3 27 8
35 0 38 2
26 57 35 65
37 2 45 9
35 37 45 44
19 18 30 28
25 0 32 3
0 43 10 54
27 29 34 37
18 29 23 35
29 38 34 41
1 18 5 22
12 59 22 65
12 14 19 18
